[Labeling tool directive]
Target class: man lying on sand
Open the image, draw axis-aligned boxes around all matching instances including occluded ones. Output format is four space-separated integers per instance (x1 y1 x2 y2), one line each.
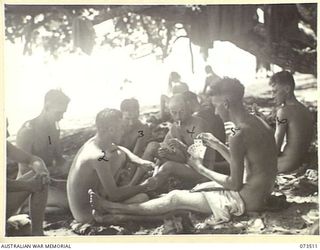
16 89 70 213
7 122 49 236
67 108 156 223
88 78 277 224
269 71 313 173
119 98 152 185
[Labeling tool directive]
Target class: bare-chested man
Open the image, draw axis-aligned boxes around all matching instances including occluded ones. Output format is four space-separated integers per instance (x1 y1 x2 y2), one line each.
119 98 152 185
160 71 189 120
7 122 49 236
67 108 156 223
141 94 215 190
183 90 227 166
16 89 70 212
88 78 277 223
269 71 313 173
202 65 221 95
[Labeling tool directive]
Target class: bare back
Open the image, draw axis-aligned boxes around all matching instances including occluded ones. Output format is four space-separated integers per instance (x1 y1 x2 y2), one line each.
16 118 60 176
67 137 126 223
278 103 313 168
237 115 277 211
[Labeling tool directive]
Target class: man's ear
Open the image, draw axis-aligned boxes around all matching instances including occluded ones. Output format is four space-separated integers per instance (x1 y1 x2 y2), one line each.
284 85 292 94
223 100 230 110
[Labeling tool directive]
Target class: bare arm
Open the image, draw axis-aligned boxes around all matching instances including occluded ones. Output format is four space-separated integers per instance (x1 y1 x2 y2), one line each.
7 176 44 193
132 125 151 157
191 131 245 191
274 108 288 154
7 142 49 175
93 160 147 202
203 80 209 94
197 132 231 164
117 145 155 171
7 179 31 192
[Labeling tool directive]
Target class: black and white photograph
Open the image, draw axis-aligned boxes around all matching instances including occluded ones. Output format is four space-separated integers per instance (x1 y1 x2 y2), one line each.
4 3 318 238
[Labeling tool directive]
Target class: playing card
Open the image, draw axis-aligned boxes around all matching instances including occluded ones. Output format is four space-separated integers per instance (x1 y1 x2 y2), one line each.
187 141 206 159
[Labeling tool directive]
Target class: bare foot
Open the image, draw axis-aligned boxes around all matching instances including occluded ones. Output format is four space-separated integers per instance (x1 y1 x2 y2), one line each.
88 189 104 213
92 209 111 224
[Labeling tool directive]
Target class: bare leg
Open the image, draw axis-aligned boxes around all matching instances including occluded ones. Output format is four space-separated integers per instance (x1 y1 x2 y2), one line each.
7 171 48 236
151 161 206 191
45 185 69 214
89 189 211 217
6 171 35 218
29 184 48 236
123 193 149 204
277 155 299 173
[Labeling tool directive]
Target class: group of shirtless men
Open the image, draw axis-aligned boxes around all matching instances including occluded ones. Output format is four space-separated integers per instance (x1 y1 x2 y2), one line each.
6 69 314 235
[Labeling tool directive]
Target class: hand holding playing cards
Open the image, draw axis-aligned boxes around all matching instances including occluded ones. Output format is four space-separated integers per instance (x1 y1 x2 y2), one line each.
196 133 222 150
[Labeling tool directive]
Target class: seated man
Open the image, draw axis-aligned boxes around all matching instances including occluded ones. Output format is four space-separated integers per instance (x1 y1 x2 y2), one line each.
269 71 314 173
141 94 215 190
183 91 227 167
88 78 278 224
182 91 226 144
160 71 189 120
202 65 221 95
67 108 156 224
16 89 70 213
119 98 152 185
7 123 49 236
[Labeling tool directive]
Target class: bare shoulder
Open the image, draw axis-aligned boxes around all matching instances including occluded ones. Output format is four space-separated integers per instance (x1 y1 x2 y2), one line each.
192 115 208 128
75 139 102 163
229 127 245 144
17 121 34 139
276 105 290 117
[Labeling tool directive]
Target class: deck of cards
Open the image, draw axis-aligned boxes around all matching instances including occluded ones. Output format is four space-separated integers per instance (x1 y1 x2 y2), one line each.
187 139 207 159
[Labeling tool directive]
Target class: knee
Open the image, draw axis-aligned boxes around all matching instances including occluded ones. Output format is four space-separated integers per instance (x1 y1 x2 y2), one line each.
146 141 160 151
144 142 160 156
277 157 299 174
166 190 184 206
135 193 149 203
158 161 176 175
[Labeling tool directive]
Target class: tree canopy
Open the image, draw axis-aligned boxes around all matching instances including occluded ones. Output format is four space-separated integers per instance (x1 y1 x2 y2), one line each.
5 4 317 75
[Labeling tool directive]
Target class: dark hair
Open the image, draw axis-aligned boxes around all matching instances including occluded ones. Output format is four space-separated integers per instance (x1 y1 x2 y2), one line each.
269 71 295 90
208 77 244 103
44 89 70 106
120 98 139 112
182 91 199 104
96 108 122 131
169 72 180 82
205 65 213 73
